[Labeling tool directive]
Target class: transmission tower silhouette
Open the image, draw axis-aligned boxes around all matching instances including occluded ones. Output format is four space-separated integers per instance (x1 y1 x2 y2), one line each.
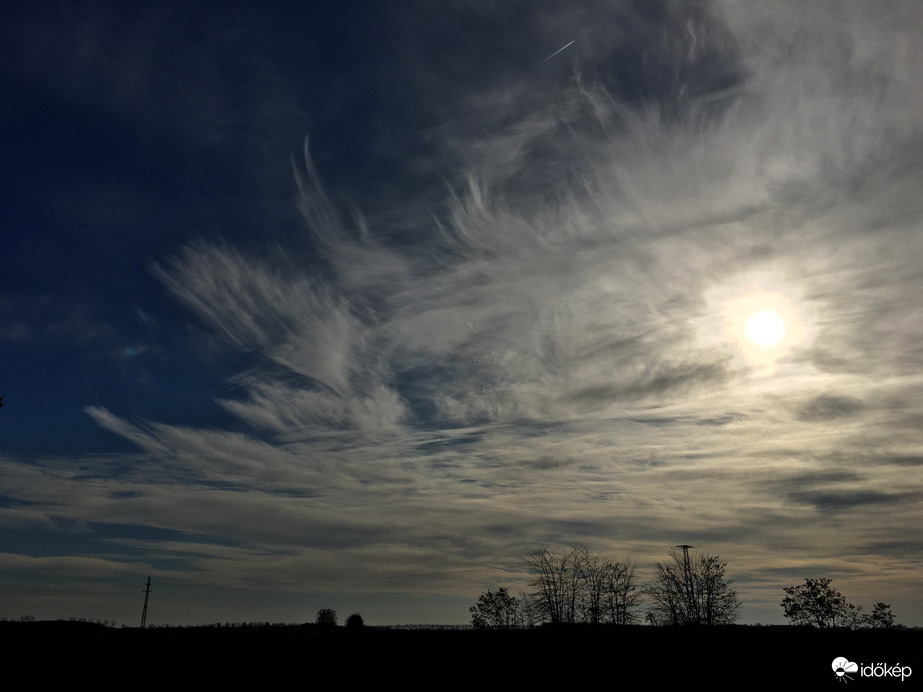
676 544 696 624
676 544 695 570
140 576 151 628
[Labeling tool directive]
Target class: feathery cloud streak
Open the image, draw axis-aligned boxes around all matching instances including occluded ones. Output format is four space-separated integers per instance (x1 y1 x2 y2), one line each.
2 1 922 625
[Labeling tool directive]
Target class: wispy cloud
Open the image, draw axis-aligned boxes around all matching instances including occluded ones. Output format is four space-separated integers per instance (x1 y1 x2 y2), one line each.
2 1 922 625
92 1 923 612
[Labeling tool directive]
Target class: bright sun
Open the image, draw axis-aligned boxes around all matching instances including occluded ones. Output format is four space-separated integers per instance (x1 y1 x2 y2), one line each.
700 272 814 373
745 309 786 349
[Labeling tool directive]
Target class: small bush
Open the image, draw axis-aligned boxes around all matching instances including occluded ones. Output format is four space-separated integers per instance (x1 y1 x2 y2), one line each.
315 608 337 630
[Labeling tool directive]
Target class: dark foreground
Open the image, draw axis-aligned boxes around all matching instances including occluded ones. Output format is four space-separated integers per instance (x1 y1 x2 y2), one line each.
3 621 919 686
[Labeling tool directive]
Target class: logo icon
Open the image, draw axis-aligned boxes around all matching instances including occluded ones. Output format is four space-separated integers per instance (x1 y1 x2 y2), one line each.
832 657 859 683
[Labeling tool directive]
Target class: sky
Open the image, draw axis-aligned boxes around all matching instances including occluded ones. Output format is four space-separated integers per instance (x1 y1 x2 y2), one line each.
1 1 922 627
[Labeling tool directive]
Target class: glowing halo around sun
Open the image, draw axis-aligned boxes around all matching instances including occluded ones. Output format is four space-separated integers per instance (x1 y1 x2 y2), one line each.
699 272 814 373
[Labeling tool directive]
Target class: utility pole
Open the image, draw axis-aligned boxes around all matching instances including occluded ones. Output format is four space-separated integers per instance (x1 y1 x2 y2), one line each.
676 544 696 625
140 577 151 628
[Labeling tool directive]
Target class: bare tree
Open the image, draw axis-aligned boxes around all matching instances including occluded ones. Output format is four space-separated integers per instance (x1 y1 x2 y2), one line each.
645 556 687 625
601 559 641 625
580 554 640 625
526 545 562 624
517 590 539 629
526 545 590 625
646 548 740 626
579 550 607 625
526 545 640 626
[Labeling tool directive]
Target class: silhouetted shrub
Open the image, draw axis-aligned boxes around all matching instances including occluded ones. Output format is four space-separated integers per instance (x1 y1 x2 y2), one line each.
470 587 520 629
316 608 337 630
781 579 895 629
346 612 364 630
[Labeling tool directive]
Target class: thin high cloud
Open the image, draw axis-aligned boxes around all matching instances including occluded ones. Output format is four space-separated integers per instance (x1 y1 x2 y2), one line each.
2 1 921 624
106 1 923 596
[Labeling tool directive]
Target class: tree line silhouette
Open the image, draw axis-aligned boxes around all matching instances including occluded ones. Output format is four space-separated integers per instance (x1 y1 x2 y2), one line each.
470 545 897 629
314 609 365 631
781 578 894 629
471 544 738 629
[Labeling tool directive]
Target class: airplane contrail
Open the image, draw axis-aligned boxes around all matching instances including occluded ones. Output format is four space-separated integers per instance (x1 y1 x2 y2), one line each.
538 40 575 65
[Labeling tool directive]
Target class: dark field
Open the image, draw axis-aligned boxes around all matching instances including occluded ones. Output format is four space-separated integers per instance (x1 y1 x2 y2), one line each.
3 622 919 686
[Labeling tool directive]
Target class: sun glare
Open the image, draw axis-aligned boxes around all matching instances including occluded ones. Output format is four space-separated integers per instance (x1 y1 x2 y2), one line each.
700 272 813 373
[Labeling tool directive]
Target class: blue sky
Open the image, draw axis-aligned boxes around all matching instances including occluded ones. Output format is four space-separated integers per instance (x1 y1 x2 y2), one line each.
2 1 922 626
